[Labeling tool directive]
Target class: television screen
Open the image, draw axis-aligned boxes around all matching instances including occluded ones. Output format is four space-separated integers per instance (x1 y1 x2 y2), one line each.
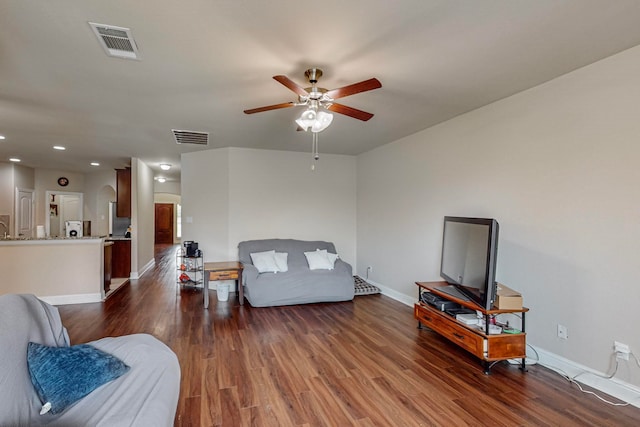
440 216 499 310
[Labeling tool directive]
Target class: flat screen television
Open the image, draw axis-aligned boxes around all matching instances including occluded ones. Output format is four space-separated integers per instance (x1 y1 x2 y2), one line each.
439 216 499 310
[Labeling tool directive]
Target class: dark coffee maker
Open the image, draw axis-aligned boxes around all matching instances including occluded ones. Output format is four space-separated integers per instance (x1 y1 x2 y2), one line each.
184 241 199 257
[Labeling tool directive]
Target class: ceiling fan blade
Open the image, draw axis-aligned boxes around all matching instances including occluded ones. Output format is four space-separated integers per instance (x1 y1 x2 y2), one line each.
244 102 296 114
327 103 374 121
273 75 308 97
325 78 382 100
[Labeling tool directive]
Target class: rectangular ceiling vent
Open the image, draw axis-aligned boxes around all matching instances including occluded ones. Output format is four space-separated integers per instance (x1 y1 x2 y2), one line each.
172 129 209 146
89 22 140 60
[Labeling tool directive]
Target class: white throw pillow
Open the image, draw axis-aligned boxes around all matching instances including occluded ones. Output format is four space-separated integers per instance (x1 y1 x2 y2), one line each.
326 252 339 267
250 250 279 273
274 252 288 273
304 249 334 270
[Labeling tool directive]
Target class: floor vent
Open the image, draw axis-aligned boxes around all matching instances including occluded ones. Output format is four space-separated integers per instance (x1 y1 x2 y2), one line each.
172 129 209 146
89 22 140 60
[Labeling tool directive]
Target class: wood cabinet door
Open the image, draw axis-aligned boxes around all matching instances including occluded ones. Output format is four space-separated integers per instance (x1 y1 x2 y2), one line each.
104 244 112 292
116 168 131 218
154 203 174 244
112 240 131 278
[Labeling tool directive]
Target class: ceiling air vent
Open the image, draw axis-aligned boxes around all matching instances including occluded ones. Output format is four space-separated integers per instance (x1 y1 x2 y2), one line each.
89 22 140 60
172 129 209 146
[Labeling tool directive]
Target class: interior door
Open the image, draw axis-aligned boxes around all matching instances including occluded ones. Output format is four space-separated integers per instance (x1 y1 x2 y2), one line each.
16 189 34 238
59 195 82 237
154 203 174 244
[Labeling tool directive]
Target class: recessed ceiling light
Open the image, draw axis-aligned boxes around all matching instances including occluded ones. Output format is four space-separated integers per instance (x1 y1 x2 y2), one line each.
0 135 5 140
90 162 100 166
53 145 66 150
157 177 166 183
9 158 20 162
160 163 171 170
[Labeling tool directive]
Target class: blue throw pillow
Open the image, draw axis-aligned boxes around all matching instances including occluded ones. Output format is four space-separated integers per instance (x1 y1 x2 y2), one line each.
27 342 130 415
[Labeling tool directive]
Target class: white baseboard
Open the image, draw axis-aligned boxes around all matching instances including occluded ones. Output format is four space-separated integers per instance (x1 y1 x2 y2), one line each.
365 278 416 307
40 293 102 305
130 258 156 280
534 346 640 408
373 281 640 408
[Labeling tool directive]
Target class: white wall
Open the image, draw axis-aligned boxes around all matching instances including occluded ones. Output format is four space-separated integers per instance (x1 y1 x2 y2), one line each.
14 164 35 190
181 148 229 261
228 148 357 264
154 180 180 195
357 44 640 386
182 147 357 266
84 170 117 236
131 158 155 277
34 169 85 229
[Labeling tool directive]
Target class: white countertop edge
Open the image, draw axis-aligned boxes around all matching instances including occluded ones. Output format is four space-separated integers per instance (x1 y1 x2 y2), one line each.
0 237 105 246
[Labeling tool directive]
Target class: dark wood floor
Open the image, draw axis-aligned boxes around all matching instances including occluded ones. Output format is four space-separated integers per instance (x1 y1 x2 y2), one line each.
59 244 640 426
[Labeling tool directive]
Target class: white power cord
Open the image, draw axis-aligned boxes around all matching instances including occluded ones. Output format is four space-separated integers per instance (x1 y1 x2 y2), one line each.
545 352 634 407
503 343 635 406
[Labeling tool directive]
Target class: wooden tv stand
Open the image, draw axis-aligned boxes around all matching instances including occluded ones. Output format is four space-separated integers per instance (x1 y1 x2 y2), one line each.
414 281 528 374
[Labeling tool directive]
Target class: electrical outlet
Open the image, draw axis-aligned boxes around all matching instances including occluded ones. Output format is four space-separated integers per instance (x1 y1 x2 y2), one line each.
615 341 630 360
365 266 373 279
557 324 568 340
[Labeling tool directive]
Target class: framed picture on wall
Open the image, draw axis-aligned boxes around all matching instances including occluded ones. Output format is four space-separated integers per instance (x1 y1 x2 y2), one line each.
49 204 58 216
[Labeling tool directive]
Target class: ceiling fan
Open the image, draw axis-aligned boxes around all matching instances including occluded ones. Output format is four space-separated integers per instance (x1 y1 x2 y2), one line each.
243 68 382 127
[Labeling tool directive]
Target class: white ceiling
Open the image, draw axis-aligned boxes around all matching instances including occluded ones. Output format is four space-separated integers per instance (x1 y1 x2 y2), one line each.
2 1 640 182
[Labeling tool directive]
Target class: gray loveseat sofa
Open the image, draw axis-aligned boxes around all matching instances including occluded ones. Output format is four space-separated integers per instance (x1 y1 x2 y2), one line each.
238 238 355 307
0 294 180 426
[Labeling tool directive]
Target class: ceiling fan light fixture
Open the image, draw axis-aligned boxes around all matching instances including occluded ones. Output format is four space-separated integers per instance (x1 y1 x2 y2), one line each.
300 108 316 121
311 111 333 133
296 108 317 131
295 118 309 131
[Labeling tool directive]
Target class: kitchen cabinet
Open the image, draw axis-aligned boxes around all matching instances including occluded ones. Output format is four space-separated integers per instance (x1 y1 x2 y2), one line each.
104 241 113 293
111 239 131 278
116 167 131 217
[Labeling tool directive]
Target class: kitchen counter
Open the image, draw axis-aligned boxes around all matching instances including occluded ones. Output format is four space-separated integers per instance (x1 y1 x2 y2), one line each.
0 236 103 245
0 237 107 304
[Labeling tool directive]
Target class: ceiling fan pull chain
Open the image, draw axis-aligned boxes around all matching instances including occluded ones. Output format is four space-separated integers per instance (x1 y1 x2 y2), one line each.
311 133 320 170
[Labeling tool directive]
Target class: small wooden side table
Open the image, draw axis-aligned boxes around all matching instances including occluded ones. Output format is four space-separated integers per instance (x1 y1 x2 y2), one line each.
203 261 244 308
